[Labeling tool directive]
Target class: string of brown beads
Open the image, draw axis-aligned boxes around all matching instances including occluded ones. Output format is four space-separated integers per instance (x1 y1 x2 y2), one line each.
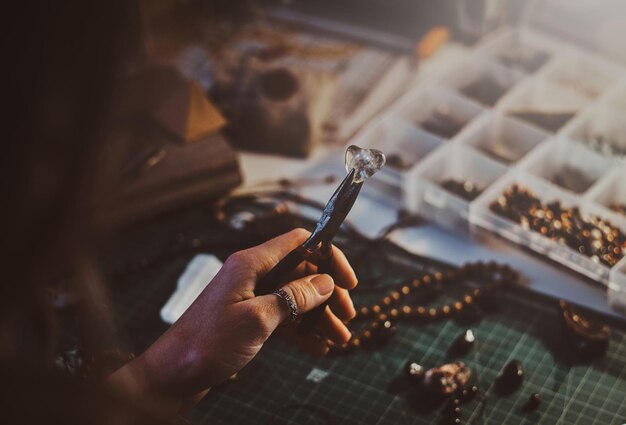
329 261 518 353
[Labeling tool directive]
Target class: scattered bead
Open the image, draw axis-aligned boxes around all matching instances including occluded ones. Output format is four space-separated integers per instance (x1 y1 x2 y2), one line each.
449 330 475 357
441 179 483 201
424 361 471 396
560 300 610 360
523 393 541 412
494 360 524 395
441 408 462 425
457 385 479 403
406 362 425 381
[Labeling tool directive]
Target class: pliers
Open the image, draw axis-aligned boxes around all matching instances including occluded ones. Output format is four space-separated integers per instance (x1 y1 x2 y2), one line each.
255 168 363 333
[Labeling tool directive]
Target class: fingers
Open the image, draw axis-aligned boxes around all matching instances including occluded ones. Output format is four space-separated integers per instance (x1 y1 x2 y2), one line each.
283 244 357 291
328 287 356 322
328 246 358 290
285 260 318 283
277 304 351 355
248 228 312 278
251 274 335 333
239 228 358 290
280 274 335 316
317 306 351 344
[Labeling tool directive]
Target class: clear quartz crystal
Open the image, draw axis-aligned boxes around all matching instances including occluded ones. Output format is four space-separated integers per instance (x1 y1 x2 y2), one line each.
345 145 386 183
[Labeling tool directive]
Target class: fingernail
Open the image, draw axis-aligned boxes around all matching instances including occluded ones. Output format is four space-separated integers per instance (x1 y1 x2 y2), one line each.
311 274 334 296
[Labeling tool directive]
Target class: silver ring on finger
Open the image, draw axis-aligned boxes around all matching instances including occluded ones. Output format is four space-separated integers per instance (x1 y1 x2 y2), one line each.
273 288 298 322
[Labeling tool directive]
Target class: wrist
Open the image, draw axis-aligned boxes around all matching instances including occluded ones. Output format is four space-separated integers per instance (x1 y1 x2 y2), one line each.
139 325 219 397
109 353 182 416
138 337 216 412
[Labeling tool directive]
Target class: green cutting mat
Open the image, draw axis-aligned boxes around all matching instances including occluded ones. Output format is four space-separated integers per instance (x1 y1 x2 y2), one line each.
186 289 626 425
101 208 626 425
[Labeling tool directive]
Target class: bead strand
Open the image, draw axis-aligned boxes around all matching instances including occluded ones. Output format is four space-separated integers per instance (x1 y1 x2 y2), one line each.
330 261 518 354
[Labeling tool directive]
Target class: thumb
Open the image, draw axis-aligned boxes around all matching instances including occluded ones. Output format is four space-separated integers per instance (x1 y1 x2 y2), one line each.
253 274 335 332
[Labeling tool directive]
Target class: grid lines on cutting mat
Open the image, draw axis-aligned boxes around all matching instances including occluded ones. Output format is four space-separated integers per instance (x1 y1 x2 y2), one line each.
190 288 626 425
102 219 626 425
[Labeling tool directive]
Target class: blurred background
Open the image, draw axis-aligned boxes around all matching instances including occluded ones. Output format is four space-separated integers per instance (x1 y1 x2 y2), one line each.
92 0 626 315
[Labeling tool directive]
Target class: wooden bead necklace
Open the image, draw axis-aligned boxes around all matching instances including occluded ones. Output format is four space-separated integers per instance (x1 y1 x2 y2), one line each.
329 260 519 353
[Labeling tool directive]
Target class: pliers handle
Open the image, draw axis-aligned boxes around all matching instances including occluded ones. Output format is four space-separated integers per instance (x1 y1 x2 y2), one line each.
255 169 362 333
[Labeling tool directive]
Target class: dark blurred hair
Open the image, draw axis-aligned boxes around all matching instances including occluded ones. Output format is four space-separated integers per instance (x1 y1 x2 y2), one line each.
1 0 138 364
0 2 170 423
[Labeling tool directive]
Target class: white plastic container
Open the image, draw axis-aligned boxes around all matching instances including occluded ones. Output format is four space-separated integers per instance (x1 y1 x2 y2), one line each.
394 85 485 140
602 80 626 111
476 28 560 74
519 138 613 195
470 171 614 283
539 51 622 100
344 20 626 312
561 103 626 160
441 56 524 107
457 111 548 165
405 143 507 230
609 257 626 314
498 76 589 133
583 167 626 229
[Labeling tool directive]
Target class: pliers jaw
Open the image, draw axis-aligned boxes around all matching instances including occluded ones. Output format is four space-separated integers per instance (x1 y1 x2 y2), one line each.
303 169 362 251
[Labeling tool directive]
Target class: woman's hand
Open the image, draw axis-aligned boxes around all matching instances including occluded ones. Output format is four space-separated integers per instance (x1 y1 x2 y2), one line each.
113 228 357 408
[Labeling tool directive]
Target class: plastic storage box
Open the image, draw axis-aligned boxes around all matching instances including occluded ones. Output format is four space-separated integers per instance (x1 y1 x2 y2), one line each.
348 22 626 313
